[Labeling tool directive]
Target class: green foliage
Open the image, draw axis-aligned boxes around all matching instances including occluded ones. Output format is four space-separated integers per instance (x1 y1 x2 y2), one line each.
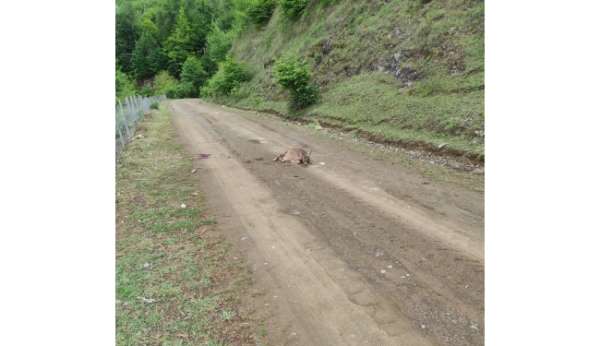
165 6 195 77
274 56 310 89
186 0 215 50
152 70 178 96
139 83 154 97
279 0 310 19
131 31 166 81
203 23 233 75
167 81 196 99
274 56 319 110
201 57 251 97
116 0 249 96
207 24 232 63
247 0 277 25
181 56 207 96
150 101 160 110
116 2 138 74
289 83 319 110
116 69 136 100
228 0 253 33
151 0 182 42
165 88 178 99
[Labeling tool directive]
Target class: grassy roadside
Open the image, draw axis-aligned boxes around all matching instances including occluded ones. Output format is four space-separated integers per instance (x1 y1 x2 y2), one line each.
116 107 261 345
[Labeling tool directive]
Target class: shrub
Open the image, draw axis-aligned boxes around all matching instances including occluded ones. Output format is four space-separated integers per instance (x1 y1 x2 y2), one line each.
165 82 195 99
273 56 319 110
279 0 309 19
176 82 196 98
150 101 160 110
153 71 178 96
165 87 178 99
201 57 251 97
247 0 277 25
139 83 154 97
289 82 319 110
116 69 137 100
180 56 207 96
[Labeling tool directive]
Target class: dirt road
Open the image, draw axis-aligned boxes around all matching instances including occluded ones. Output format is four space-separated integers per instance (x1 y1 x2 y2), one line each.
169 99 484 346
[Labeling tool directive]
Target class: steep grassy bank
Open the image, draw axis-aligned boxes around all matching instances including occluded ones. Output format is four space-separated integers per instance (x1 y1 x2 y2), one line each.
218 0 484 160
116 107 262 345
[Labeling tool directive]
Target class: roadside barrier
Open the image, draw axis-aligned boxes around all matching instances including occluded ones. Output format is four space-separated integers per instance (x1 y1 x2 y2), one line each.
116 95 166 155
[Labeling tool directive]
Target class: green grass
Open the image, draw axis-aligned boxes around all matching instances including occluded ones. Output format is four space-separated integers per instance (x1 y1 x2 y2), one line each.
207 0 484 160
116 107 261 345
310 72 484 159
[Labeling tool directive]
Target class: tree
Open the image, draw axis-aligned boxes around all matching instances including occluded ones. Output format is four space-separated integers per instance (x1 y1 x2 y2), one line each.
152 0 182 43
180 56 207 95
187 0 215 55
116 2 138 74
132 31 166 81
201 56 251 97
202 23 232 76
165 6 194 77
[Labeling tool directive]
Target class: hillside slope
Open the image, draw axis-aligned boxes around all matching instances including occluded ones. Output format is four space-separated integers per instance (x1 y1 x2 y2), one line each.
222 0 484 161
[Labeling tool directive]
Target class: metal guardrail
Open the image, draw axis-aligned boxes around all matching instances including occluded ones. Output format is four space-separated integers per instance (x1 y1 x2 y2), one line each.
116 95 166 155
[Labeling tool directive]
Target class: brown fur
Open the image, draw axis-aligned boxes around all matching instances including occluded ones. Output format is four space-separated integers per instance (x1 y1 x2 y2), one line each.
273 148 312 165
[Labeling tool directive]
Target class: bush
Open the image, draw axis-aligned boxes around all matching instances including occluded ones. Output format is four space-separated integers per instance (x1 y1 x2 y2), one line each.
279 0 309 19
176 82 196 98
155 70 187 99
247 0 277 25
165 82 195 99
289 82 319 110
180 56 207 96
116 69 136 100
166 87 178 99
153 71 178 96
139 83 154 97
201 57 251 97
150 101 160 110
273 56 319 110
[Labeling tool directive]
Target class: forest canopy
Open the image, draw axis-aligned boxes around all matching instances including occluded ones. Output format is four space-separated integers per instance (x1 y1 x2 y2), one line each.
116 0 248 100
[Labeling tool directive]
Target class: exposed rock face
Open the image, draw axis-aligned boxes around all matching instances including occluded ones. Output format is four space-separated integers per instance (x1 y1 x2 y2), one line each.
394 66 422 85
